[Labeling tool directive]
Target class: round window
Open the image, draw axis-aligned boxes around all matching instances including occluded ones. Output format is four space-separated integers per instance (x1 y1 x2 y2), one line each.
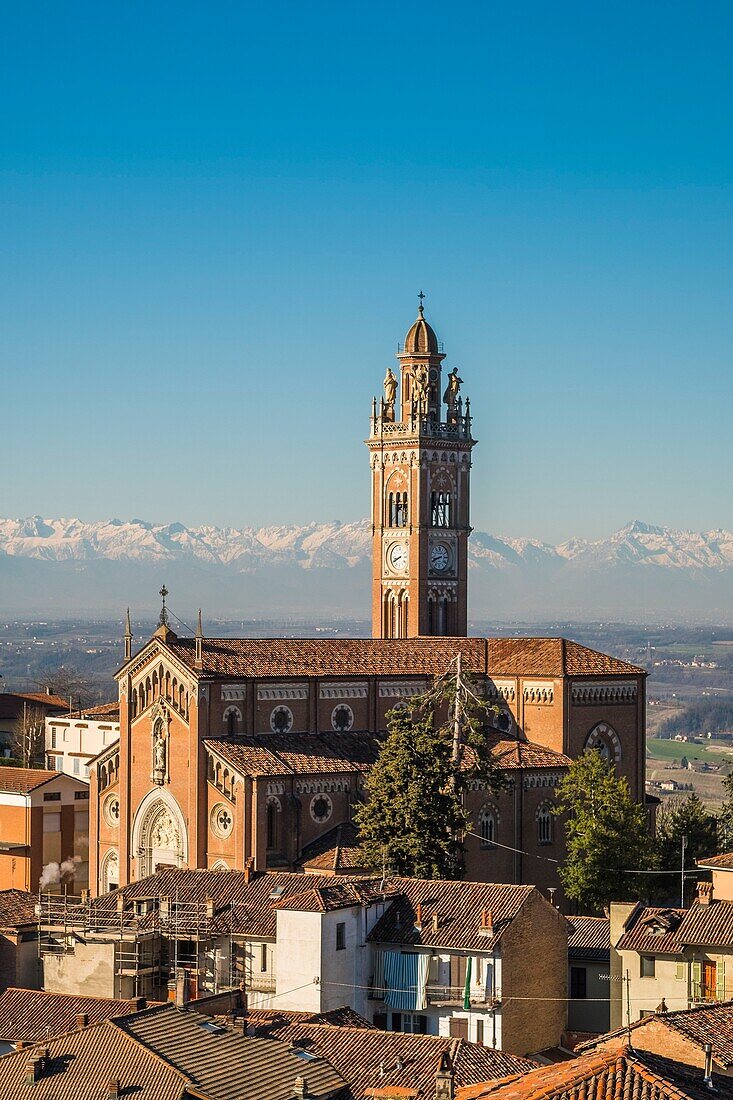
310 793 333 824
210 803 234 839
103 795 121 828
270 705 293 734
331 704 354 733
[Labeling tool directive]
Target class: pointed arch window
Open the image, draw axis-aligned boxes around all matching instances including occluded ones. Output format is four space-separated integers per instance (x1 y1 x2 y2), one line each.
537 803 554 845
388 492 409 527
479 805 498 849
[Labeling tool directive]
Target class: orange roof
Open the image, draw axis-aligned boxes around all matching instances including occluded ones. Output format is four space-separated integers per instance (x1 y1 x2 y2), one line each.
455 1044 733 1100
157 635 644 680
0 766 61 793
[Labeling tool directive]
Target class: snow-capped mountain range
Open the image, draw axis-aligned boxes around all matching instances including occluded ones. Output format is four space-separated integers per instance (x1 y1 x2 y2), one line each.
1 516 733 571
1 517 732 620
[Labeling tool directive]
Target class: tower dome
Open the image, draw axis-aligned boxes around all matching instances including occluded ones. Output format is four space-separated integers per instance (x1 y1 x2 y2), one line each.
403 304 440 355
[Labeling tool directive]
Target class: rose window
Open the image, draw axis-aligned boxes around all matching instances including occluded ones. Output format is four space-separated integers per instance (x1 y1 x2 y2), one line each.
331 704 354 733
270 705 294 734
211 803 234 839
310 793 333 824
104 796 121 827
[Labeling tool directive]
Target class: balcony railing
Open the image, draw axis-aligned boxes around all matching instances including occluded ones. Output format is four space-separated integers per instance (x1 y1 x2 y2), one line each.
248 975 276 994
425 984 501 1008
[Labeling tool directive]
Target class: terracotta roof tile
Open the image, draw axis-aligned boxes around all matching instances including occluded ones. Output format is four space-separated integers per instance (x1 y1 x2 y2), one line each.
0 766 62 793
299 823 372 874
252 1021 536 1100
0 888 38 929
118 1003 348 1100
455 1043 733 1100
245 1007 374 1031
677 900 733 947
0 1018 188 1099
698 852 733 870
205 732 380 777
366 880 551 953
0 987 154 1043
578 1000 733 1069
567 916 611 960
162 635 644 680
615 907 686 955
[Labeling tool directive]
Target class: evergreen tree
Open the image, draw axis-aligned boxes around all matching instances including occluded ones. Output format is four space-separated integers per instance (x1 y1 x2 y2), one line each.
555 750 656 912
718 772 733 853
355 664 506 879
655 794 718 902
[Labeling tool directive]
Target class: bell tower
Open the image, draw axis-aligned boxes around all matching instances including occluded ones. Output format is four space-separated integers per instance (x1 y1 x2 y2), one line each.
366 297 476 638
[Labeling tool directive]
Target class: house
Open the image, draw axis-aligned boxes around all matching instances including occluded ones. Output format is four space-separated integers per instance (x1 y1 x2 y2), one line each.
0 691 68 759
455 1042 733 1100
45 701 120 779
0 890 40 995
37 867 568 1057
610 879 733 1028
0 986 153 1054
576 999 733 1077
0 1002 349 1100
566 916 611 1036
0 767 90 891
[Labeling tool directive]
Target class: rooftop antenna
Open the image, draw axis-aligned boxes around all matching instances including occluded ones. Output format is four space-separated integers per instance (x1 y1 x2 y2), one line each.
625 968 633 1048
681 834 687 908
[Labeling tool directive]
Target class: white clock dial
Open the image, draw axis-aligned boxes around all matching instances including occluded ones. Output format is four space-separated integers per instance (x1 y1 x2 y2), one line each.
430 543 450 572
388 543 408 572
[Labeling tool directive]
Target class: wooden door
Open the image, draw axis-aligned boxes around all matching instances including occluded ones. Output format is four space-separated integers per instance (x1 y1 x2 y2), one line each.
703 961 717 1001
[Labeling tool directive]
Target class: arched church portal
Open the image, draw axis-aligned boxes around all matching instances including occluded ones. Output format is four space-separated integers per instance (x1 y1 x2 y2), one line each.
131 789 188 879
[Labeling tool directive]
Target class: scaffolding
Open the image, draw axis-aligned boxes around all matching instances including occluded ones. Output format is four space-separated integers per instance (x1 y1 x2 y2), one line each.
36 890 249 1003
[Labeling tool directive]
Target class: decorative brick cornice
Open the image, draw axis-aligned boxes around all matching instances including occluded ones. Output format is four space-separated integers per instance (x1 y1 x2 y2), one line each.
257 684 309 701
378 680 427 699
571 680 637 705
319 682 368 700
523 681 554 704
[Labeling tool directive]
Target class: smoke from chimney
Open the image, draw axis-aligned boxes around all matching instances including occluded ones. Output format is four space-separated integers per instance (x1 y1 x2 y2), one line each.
39 855 82 891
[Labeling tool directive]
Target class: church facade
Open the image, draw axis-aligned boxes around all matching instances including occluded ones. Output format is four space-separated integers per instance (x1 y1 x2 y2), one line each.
90 303 647 898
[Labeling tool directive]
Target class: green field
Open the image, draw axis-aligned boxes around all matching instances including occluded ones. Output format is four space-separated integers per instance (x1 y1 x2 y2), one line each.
647 737 733 766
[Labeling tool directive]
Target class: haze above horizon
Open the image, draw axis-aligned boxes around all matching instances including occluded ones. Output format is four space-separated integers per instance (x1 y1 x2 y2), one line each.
2 2 732 543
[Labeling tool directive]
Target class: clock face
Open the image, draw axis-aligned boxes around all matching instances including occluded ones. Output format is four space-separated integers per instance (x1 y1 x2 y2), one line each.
430 543 450 572
388 542 408 572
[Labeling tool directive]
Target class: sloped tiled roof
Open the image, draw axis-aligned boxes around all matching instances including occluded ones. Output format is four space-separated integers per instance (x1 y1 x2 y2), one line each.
299 822 373 875
698 852 733 870
161 635 644 680
118 1003 348 1100
455 1044 733 1100
205 732 380 777
253 1020 536 1100
0 889 38 930
0 1018 188 1099
274 881 395 914
615 907 686 955
0 987 152 1043
677 900 733 946
567 916 611 961
245 1007 374 1032
0 766 61 793
55 700 120 721
577 1000 733 1069
367 880 548 953
468 736 571 772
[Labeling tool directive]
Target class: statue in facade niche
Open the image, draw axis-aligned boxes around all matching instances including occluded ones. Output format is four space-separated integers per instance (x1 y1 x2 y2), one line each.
383 367 397 420
443 367 463 417
153 720 166 782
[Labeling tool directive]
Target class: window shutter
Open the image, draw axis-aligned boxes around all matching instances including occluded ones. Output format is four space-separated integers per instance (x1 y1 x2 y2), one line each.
675 962 685 981
692 961 702 1000
716 960 726 1001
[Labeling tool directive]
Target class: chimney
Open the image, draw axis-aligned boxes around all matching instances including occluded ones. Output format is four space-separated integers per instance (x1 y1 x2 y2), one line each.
244 858 255 884
432 912 440 935
479 909 494 937
195 609 204 667
414 903 424 932
116 894 125 913
704 1043 714 1088
294 1075 308 1098
134 997 146 1011
75 1012 89 1030
106 1078 121 1099
206 898 214 919
24 1053 44 1085
435 1051 455 1100
697 882 713 906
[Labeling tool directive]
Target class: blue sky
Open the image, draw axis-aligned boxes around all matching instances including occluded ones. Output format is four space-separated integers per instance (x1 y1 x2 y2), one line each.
1 1 731 542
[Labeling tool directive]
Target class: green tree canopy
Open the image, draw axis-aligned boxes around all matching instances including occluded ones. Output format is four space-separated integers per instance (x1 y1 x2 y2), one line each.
655 794 718 903
355 665 506 879
555 750 656 912
718 772 733 853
